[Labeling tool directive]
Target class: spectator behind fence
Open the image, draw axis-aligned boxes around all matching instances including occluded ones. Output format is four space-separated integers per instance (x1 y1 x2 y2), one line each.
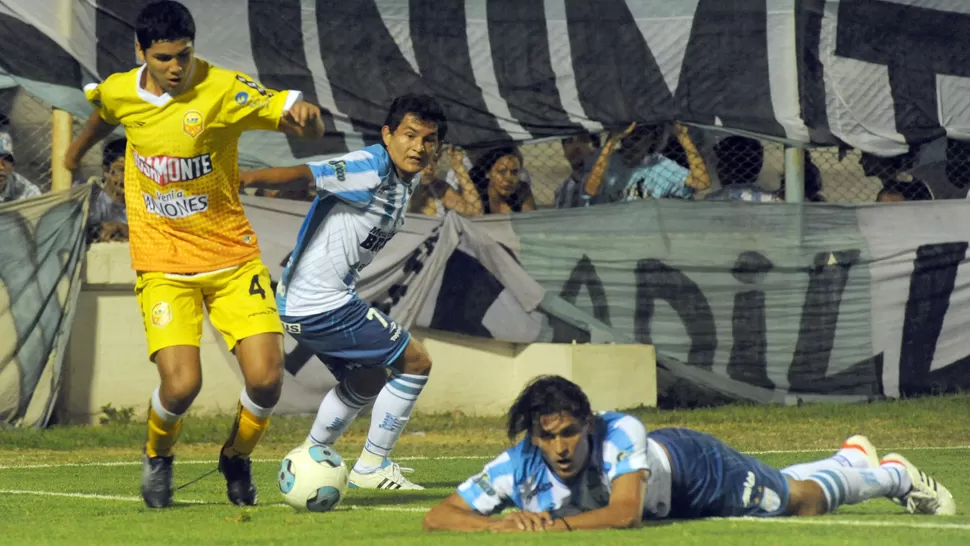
705 136 782 203
85 137 129 243
410 145 483 217
554 132 600 208
470 146 537 214
778 153 826 202
876 187 905 202
582 122 696 205
859 150 934 201
0 131 42 204
446 146 532 192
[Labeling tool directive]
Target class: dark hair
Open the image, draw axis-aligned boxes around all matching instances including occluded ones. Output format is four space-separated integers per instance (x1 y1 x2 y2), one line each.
102 138 127 169
469 146 525 212
562 132 601 149
136 1 196 52
383 93 448 142
713 136 764 186
506 375 593 441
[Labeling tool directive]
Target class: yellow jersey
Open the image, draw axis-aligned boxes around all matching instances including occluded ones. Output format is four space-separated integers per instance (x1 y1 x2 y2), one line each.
84 58 299 273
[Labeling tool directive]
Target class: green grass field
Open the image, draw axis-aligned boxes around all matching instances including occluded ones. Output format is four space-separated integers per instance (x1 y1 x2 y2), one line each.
1 395 969 545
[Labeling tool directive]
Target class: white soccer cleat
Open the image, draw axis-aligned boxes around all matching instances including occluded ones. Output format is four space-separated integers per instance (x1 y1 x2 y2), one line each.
349 460 425 490
881 453 956 516
842 434 879 468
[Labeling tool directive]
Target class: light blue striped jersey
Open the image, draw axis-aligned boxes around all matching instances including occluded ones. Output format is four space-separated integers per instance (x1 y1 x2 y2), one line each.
276 144 414 316
456 412 673 519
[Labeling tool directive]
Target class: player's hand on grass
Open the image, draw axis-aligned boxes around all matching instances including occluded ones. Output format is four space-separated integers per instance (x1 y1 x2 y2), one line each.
284 101 322 128
489 511 553 532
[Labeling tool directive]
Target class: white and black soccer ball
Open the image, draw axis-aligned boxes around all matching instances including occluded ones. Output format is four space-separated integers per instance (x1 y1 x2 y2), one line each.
278 444 349 512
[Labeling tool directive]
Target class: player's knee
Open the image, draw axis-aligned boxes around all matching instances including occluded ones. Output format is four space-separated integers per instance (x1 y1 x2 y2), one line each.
245 366 284 407
398 339 432 376
346 367 387 398
159 375 202 413
786 479 828 516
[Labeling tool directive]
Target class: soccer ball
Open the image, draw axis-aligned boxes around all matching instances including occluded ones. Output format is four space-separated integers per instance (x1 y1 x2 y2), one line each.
278 443 349 512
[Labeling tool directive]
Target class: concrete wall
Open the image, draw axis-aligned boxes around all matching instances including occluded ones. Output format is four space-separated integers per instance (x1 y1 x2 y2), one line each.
59 244 656 424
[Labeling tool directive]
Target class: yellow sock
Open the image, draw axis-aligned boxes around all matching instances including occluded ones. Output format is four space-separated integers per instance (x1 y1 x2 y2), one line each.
145 406 183 458
222 403 271 459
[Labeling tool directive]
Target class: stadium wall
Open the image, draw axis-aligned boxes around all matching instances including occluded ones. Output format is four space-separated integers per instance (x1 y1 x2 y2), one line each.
58 244 656 425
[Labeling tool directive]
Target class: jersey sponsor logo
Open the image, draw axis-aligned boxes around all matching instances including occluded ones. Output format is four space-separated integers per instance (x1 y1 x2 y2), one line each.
235 74 269 96
182 110 204 138
360 226 394 252
234 91 249 105
741 471 757 506
150 302 172 327
133 150 214 186
328 160 347 181
143 189 210 219
473 473 496 496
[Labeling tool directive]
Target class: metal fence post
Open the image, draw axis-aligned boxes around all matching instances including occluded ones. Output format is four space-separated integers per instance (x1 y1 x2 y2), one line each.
784 145 805 203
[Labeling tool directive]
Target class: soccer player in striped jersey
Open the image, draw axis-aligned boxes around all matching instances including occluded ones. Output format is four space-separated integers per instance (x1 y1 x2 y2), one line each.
424 376 955 532
240 94 446 490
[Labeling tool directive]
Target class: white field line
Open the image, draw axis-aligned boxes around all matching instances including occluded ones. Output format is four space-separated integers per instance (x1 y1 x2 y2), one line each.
1 446 968 471
708 516 970 532
0 489 967 531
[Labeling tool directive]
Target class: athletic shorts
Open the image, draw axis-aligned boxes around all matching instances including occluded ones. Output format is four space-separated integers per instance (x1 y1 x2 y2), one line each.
280 297 410 382
134 258 283 358
649 427 791 519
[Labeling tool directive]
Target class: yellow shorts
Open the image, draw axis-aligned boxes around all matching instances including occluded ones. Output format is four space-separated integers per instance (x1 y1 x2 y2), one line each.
135 258 283 358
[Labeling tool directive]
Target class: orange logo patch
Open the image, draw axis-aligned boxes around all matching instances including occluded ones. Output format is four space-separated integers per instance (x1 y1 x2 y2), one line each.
151 302 172 328
182 110 204 138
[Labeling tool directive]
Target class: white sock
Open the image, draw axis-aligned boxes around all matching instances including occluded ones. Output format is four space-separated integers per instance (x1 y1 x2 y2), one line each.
808 467 911 513
781 446 870 480
307 382 376 445
240 387 274 419
354 372 428 474
151 387 182 422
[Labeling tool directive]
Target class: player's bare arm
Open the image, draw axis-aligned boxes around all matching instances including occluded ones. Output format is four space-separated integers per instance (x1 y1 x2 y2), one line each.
423 493 553 533
64 111 118 172
279 101 325 139
240 165 314 191
545 471 648 531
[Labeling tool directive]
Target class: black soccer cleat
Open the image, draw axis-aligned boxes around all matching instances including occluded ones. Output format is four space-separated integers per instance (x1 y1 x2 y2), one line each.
219 450 258 506
141 453 174 508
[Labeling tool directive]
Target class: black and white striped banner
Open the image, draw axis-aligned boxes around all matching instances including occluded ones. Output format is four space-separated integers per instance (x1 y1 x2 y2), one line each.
1 0 968 161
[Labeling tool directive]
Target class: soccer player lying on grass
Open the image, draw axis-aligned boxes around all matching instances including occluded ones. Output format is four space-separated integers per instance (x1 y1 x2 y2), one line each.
423 376 956 533
240 94 445 490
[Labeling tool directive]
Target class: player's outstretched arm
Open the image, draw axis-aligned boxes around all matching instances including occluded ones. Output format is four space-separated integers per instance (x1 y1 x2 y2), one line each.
423 493 552 533
279 101 325 140
64 112 118 172
545 471 648 532
240 165 314 191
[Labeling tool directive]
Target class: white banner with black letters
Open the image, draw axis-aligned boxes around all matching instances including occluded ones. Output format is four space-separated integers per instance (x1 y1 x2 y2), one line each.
243 195 970 410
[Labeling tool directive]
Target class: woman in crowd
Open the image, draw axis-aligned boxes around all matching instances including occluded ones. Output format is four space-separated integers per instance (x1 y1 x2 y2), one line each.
469 146 537 214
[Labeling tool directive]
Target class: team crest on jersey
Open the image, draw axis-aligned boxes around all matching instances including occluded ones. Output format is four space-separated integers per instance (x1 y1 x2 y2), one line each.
151 302 172 327
182 110 204 138
234 91 248 105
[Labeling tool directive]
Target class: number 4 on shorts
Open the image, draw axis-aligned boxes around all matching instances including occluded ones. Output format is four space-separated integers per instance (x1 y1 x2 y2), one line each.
249 274 266 299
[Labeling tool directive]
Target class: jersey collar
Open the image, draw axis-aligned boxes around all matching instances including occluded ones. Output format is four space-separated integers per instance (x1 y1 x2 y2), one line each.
135 60 197 107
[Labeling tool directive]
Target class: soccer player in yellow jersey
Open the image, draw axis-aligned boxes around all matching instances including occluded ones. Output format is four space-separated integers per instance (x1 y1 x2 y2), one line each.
63 0 325 509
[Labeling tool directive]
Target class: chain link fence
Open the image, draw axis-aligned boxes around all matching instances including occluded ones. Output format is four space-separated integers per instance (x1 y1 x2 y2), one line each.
0 87 97 196
7 83 966 209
